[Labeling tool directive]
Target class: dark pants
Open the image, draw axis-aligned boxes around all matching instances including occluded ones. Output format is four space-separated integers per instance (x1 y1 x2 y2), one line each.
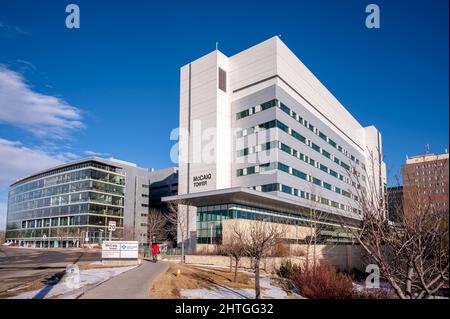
152 253 158 263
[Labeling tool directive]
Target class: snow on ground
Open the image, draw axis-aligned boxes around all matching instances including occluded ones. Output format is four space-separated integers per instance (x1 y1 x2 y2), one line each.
180 276 289 299
9 266 135 299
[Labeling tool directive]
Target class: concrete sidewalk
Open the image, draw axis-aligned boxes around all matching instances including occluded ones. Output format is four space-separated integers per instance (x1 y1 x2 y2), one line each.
79 260 168 299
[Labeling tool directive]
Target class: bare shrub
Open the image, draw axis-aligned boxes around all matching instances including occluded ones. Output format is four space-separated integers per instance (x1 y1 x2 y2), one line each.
270 239 290 257
291 263 354 299
276 259 300 279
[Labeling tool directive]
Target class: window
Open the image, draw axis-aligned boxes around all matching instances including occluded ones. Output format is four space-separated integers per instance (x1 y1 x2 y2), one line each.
261 99 277 111
218 68 227 92
60 217 68 226
323 182 332 190
320 164 328 173
280 143 291 154
292 130 305 142
260 162 276 172
293 168 307 180
312 143 321 153
328 139 337 148
330 170 338 178
237 148 249 157
313 178 322 186
322 150 331 159
281 185 292 194
276 121 288 133
319 132 327 140
342 190 351 198
261 183 279 192
280 103 290 114
278 163 290 173
236 109 249 120
259 120 276 130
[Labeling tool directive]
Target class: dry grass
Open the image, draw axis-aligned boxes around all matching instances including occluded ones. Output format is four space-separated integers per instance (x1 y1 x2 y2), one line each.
0 280 45 298
0 270 64 298
78 263 130 270
149 263 254 299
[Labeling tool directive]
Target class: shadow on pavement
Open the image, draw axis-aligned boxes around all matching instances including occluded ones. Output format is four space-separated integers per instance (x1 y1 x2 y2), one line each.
32 271 65 299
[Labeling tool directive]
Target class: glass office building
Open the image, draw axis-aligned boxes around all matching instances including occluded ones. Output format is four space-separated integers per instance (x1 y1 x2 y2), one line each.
6 160 126 248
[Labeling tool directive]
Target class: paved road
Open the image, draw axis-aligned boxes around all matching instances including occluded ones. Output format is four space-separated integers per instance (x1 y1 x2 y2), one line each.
80 260 169 299
0 247 101 295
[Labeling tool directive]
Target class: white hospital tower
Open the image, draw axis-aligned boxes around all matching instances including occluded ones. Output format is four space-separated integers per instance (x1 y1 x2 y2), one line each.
164 36 386 250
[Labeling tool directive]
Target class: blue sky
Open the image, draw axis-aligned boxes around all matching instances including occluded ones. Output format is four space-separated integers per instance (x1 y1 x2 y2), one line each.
0 0 448 230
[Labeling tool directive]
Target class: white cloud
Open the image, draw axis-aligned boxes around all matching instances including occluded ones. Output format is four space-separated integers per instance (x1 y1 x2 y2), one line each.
0 138 70 187
0 139 114 230
0 66 84 139
84 150 112 157
0 138 74 231
0 21 30 37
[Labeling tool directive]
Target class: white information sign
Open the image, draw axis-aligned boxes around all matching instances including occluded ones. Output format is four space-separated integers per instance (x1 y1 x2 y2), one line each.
102 241 138 259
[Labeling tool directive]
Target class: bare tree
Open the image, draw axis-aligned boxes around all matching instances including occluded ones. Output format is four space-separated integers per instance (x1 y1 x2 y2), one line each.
222 224 247 282
234 220 285 299
343 152 449 299
122 228 136 241
165 199 192 263
147 208 167 241
303 178 330 268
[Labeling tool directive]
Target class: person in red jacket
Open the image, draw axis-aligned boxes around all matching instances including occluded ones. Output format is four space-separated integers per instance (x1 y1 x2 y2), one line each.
151 235 160 263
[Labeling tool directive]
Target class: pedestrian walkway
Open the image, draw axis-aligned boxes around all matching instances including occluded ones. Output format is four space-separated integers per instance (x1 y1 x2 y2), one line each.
80 260 168 299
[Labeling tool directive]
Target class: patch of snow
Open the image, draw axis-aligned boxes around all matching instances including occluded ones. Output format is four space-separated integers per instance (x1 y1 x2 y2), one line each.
9 266 135 299
180 276 289 299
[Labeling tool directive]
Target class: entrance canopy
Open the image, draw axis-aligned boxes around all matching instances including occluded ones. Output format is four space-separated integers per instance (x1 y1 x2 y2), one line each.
162 187 361 225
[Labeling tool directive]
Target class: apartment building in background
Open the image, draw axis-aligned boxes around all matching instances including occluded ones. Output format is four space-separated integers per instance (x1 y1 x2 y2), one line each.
386 186 404 223
164 36 387 250
402 153 449 216
5 157 177 248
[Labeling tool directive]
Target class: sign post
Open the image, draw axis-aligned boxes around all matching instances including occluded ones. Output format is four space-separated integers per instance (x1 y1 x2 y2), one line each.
108 221 116 241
